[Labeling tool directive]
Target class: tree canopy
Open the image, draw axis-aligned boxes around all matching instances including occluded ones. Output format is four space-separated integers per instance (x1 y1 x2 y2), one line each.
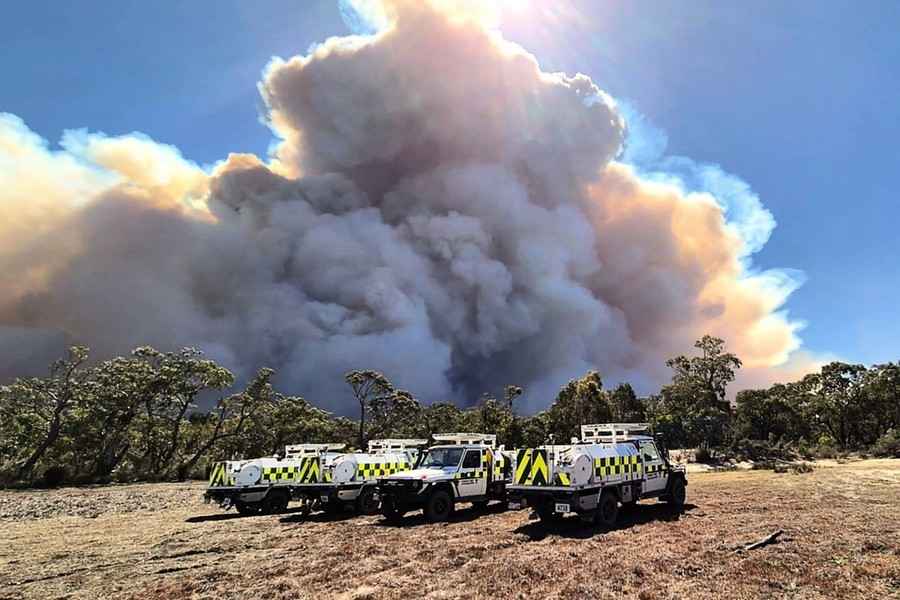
1 335 897 487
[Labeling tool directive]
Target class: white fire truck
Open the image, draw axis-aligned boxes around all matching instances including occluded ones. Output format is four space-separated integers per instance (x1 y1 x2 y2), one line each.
293 438 427 515
506 423 687 527
205 443 344 515
376 433 517 523
204 439 425 516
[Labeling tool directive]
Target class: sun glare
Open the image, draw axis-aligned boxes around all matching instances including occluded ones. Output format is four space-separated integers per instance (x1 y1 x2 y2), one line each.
498 0 530 11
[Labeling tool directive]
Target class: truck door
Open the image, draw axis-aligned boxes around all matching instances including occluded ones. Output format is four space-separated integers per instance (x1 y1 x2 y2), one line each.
639 440 667 494
456 449 487 498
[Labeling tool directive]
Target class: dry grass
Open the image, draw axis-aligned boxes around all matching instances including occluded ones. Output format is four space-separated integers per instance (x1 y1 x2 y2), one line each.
1 459 898 599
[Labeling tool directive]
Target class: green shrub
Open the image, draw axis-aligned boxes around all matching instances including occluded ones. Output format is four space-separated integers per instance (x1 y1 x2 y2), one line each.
41 466 67 487
872 429 900 458
811 444 839 459
730 438 796 462
694 447 713 463
816 433 836 447
795 438 813 459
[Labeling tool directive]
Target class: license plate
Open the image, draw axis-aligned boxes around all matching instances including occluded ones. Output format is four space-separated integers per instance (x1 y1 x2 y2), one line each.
555 503 570 514
508 500 524 510
320 495 329 503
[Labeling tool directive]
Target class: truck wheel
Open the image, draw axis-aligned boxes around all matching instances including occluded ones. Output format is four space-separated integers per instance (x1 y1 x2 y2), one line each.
324 500 344 516
380 497 405 523
666 477 686 510
262 490 290 514
424 490 453 523
279 494 291 513
356 486 380 515
536 502 561 523
595 491 619 529
235 500 261 516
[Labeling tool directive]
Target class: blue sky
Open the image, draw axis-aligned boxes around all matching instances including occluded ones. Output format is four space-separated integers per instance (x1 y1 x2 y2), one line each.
3 0 899 367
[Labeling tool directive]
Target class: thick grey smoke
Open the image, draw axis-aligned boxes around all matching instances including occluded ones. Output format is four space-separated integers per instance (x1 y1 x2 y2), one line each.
0 0 808 412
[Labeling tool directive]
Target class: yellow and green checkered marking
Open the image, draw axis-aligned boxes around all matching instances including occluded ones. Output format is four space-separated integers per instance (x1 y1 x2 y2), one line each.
356 461 411 480
594 454 642 480
262 457 321 484
454 468 486 479
493 453 505 479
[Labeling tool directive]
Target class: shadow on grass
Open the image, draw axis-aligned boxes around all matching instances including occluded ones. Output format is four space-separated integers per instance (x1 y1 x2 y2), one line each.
373 500 510 529
514 502 698 541
279 508 364 524
185 506 310 523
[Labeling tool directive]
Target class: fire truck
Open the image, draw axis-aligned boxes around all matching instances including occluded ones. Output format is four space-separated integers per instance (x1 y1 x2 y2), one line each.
294 438 427 515
506 423 687 527
204 439 425 516
205 443 343 515
376 433 517 523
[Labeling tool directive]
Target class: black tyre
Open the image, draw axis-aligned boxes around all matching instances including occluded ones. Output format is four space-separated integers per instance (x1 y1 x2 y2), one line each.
324 499 344 515
535 502 562 523
356 486 381 515
424 490 453 523
380 496 406 523
666 477 686 510
263 490 290 514
235 500 261 516
595 490 619 529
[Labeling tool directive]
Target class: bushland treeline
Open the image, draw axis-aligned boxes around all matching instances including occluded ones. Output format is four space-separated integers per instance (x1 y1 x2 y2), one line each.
1 336 898 486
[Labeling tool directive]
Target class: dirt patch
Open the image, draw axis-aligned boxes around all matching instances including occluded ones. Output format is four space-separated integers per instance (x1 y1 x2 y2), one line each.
1 460 898 599
0 483 199 521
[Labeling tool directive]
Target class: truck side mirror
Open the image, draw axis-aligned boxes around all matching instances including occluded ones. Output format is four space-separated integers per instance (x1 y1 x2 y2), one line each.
654 434 670 460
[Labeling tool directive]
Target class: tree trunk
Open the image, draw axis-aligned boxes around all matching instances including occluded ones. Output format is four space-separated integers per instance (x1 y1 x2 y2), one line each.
17 408 64 481
177 400 249 480
358 402 366 450
159 399 192 476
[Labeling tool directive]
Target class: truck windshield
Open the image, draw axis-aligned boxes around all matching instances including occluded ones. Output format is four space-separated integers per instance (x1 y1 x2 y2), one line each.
420 447 463 468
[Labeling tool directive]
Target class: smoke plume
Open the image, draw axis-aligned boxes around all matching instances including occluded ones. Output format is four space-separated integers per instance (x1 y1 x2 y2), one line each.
0 0 807 412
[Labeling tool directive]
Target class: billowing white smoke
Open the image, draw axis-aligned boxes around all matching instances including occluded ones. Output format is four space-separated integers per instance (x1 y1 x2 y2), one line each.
0 0 808 412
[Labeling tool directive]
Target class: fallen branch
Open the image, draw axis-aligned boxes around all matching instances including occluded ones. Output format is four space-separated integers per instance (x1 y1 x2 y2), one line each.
736 529 784 553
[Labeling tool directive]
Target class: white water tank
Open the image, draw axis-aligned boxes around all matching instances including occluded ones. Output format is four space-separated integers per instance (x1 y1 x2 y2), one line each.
556 442 639 486
332 457 358 483
236 463 261 486
566 452 594 486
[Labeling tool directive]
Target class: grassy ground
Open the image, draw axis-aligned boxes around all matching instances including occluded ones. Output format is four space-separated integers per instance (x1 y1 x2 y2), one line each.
1 459 898 599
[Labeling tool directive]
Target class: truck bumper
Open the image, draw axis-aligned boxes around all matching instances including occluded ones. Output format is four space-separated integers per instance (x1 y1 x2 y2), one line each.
507 485 601 514
376 480 426 510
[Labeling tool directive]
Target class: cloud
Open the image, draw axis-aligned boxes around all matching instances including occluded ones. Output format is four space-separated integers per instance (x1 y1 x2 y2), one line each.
0 0 807 411
733 349 840 397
